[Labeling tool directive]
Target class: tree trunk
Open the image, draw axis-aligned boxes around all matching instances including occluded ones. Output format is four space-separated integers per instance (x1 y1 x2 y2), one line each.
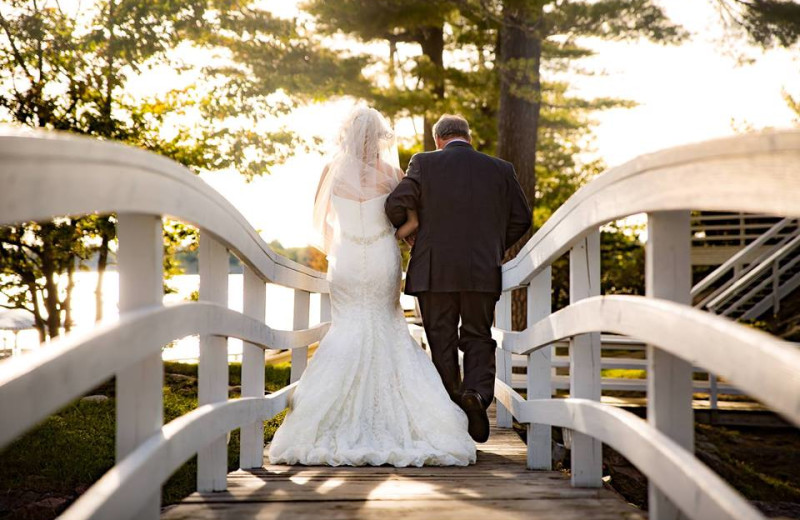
95 231 110 322
103 0 116 131
63 259 76 333
27 278 46 343
41 249 60 340
418 25 445 152
497 1 543 330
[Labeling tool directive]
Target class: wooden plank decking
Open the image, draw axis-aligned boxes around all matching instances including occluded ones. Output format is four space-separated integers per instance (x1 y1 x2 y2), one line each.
162 406 645 519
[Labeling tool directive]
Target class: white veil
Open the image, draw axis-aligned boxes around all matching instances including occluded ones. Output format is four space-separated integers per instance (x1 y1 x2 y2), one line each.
312 106 402 254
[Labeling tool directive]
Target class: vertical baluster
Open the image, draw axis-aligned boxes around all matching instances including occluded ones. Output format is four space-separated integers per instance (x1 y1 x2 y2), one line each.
709 373 718 410
240 265 266 469
291 290 311 383
495 291 513 428
646 210 693 519
320 292 332 324
772 261 780 315
527 266 552 470
197 234 229 491
116 214 163 519
569 230 602 487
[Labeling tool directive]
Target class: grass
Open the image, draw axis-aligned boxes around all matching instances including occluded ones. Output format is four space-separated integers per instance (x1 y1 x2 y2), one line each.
0 361 291 519
695 423 800 503
600 368 646 379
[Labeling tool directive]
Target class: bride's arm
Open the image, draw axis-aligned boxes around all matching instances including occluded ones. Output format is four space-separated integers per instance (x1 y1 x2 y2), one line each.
385 155 422 228
315 164 331 204
394 209 418 240
314 164 335 252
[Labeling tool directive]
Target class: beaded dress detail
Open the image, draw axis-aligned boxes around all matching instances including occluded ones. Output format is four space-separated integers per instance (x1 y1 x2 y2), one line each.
268 193 476 467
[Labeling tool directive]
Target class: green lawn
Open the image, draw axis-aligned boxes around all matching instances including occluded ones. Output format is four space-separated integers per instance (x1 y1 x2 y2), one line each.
0 361 291 519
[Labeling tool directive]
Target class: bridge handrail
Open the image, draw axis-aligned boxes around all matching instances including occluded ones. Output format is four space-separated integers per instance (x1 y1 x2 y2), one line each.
60 385 296 520
2 127 800 520
0 127 327 293
495 295 800 426
494 383 762 520
502 129 800 290
0 303 328 449
495 129 800 520
0 128 331 519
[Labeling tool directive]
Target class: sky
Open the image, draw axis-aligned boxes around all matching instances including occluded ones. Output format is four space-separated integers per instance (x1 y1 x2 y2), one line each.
194 0 800 248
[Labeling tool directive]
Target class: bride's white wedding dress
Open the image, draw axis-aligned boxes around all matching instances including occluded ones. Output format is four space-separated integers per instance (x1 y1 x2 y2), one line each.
267 193 477 467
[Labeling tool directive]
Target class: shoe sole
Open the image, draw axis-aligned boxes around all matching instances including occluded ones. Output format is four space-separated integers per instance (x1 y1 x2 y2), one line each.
462 393 490 443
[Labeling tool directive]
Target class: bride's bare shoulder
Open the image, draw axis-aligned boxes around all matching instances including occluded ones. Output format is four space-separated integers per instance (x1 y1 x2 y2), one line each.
376 160 404 179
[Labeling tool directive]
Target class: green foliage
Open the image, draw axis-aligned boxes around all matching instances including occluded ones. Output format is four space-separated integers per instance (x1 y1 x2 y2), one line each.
267 240 328 271
0 399 116 497
549 226 645 311
542 0 688 43
0 362 292 514
716 0 800 48
600 222 646 297
0 0 359 334
784 88 800 122
0 219 92 339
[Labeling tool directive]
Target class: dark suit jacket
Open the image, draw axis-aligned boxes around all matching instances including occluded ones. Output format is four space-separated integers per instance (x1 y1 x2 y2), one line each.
385 141 532 295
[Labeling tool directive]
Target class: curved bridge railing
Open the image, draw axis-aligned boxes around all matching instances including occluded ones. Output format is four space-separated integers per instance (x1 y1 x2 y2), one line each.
493 129 800 520
0 128 330 519
2 128 800 520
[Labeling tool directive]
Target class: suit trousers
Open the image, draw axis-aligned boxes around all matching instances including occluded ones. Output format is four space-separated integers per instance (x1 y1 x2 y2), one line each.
417 291 500 408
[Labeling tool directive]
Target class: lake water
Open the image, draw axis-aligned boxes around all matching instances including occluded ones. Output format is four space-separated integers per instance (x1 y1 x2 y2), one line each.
1 271 416 362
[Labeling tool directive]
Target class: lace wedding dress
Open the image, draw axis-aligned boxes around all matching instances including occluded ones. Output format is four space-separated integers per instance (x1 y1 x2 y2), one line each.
267 191 476 467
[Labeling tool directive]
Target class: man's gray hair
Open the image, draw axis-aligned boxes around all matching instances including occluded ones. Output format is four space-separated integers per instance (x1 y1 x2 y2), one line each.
432 114 470 140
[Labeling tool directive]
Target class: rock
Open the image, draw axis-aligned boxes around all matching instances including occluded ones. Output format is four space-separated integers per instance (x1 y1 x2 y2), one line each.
34 497 68 510
552 441 569 470
80 395 109 403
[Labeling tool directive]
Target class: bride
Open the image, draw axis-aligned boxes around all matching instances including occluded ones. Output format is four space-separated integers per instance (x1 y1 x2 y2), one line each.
268 106 476 467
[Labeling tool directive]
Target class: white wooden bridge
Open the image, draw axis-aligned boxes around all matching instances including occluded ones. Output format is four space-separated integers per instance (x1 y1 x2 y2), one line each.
1 128 799 520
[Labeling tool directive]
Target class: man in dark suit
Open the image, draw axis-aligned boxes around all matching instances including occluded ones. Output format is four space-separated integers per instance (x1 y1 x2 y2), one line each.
385 114 531 442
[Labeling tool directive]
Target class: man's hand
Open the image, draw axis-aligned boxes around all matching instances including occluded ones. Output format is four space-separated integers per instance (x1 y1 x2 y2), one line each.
404 234 416 247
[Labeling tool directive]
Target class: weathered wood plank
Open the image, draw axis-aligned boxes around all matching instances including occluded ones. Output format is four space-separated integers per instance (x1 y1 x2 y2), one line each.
163 499 646 520
163 405 645 519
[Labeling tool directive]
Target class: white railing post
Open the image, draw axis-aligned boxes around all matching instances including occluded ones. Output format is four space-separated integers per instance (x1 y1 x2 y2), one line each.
527 266 552 469
709 373 719 410
197 234 229 491
116 213 163 520
772 261 780 315
240 265 266 469
290 289 311 383
320 293 332 324
646 210 694 520
568 230 602 487
495 291 514 428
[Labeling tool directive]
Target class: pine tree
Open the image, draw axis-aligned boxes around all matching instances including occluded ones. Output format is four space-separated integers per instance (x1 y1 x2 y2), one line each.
716 0 800 48
303 0 456 150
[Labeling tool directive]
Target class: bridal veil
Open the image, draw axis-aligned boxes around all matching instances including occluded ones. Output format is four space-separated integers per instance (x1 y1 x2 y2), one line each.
312 106 403 254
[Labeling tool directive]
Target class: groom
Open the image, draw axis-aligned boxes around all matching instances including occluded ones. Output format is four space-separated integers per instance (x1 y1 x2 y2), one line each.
385 114 531 442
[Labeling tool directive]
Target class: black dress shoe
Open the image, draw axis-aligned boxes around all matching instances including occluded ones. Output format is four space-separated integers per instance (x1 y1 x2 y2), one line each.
461 390 490 443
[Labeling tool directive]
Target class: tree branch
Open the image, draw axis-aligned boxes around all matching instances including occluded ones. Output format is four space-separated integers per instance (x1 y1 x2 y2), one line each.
0 11 34 79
